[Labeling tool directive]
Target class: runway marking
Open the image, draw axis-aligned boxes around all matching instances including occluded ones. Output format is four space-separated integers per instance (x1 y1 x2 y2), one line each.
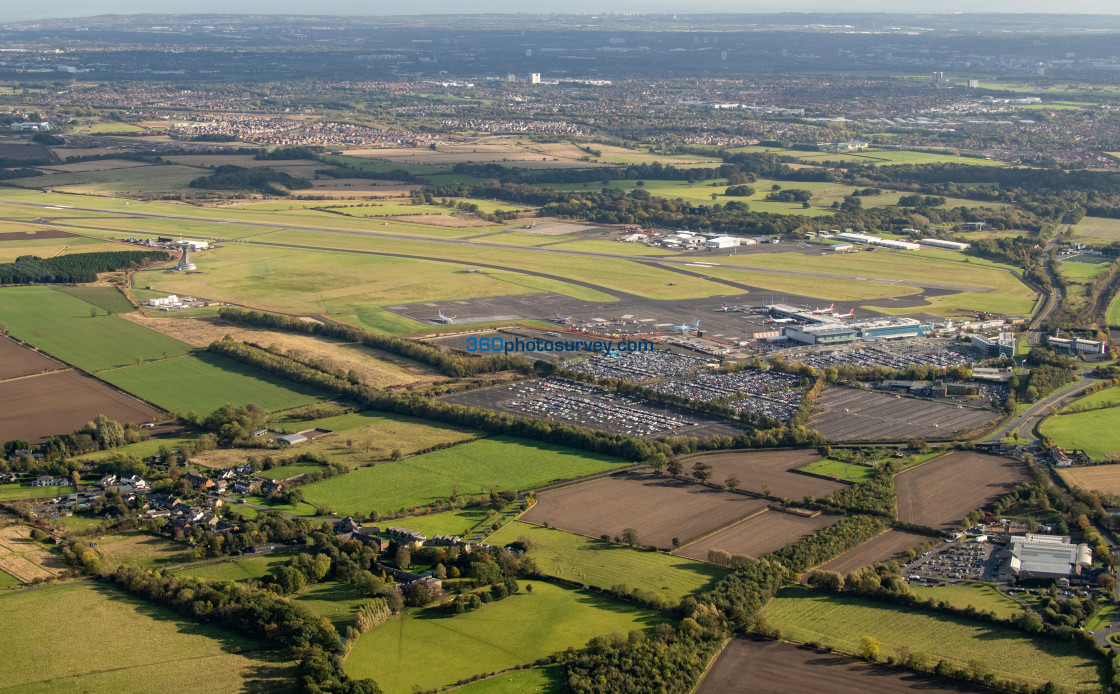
621 314 634 319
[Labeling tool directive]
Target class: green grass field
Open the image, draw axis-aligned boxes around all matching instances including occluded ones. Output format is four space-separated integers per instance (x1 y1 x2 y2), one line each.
392 507 495 538
302 437 629 516
0 233 126 262
233 495 319 518
1039 408 1120 461
198 411 478 470
0 568 20 590
716 249 1035 316
0 286 191 371
91 532 192 569
99 352 325 415
52 285 137 314
448 667 563 694
797 459 876 482
1073 217 1120 245
763 587 1103 692
1109 295 1120 326
10 164 203 195
292 580 369 631
0 484 76 501
345 580 664 694
908 583 1027 619
1086 605 1117 632
0 582 293 693
1062 386 1120 413
176 555 292 582
719 145 1005 167
488 521 727 601
257 462 327 480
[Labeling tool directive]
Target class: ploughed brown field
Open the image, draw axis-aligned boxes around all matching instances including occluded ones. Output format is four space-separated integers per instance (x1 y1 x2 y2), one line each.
896 452 1029 529
0 337 62 381
674 510 841 562
0 228 75 241
696 639 991 694
520 471 768 550
686 450 846 499
0 371 159 443
811 529 931 576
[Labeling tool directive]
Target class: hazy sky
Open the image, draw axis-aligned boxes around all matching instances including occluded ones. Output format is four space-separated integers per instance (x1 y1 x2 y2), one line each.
2 0 1119 21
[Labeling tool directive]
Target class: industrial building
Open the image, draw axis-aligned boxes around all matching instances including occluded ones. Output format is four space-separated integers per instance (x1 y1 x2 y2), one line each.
704 236 740 249
920 238 971 251
835 232 920 251
1001 534 1091 583
971 332 1016 359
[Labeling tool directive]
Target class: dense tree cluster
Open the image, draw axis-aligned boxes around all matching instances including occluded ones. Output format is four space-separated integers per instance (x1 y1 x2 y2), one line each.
768 515 887 572
0 250 169 284
189 165 312 195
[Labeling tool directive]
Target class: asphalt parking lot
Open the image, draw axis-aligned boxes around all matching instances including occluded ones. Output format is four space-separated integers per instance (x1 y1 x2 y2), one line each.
442 377 744 438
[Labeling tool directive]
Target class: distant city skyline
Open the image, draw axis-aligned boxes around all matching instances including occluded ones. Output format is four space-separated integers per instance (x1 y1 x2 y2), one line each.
1 1 1119 22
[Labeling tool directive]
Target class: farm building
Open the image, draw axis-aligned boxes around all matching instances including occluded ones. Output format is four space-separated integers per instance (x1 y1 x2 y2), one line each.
1001 534 1091 582
272 433 307 446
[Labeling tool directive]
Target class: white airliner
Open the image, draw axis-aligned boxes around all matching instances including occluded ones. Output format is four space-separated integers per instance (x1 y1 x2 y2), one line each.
672 319 700 332
832 309 856 320
551 312 574 324
811 303 835 315
768 315 795 324
714 301 748 312
435 310 456 324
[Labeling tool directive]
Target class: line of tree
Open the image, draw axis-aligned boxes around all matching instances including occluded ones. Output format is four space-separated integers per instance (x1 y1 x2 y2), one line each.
768 514 888 573
217 307 528 378
0 250 170 284
207 338 826 463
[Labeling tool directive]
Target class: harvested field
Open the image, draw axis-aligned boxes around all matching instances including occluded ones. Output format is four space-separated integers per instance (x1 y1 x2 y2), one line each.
0 143 55 162
696 638 991 694
896 452 1029 529
0 370 160 443
520 471 769 550
684 450 846 499
675 510 840 562
381 214 493 228
810 388 998 442
0 337 62 380
38 159 151 173
120 314 444 388
1058 465 1120 495
0 525 61 583
812 530 932 575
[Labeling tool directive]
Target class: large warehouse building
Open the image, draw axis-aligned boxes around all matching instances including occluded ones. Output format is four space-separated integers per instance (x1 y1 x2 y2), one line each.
1001 534 1092 583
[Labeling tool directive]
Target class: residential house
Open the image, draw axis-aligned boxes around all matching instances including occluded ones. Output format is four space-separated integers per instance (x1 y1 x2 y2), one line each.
385 526 427 547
